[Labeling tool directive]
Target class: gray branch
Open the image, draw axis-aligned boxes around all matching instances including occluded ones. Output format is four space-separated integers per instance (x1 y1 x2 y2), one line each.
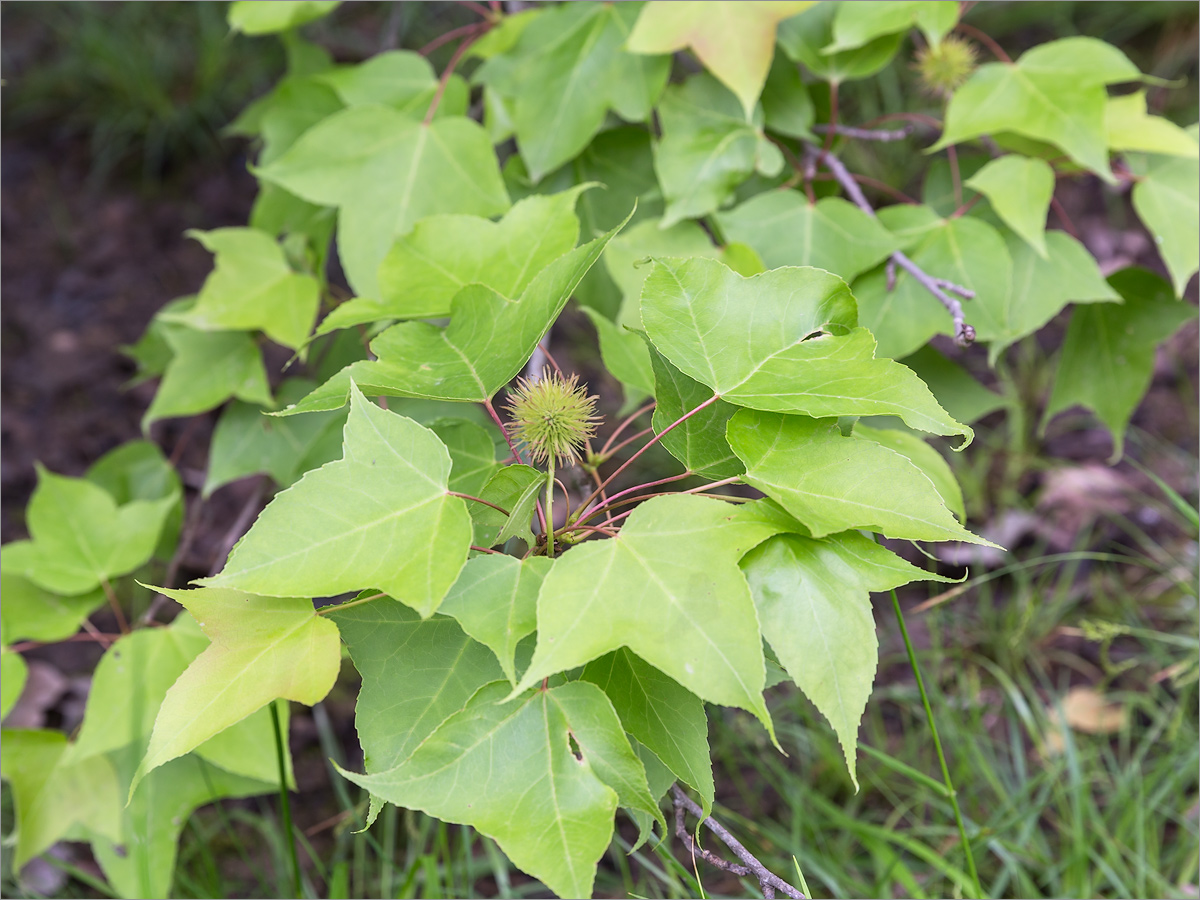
813 122 915 142
804 146 977 346
671 785 806 900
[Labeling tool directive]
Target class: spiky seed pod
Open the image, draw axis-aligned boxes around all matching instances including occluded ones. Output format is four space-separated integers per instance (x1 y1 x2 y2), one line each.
505 369 600 466
915 36 978 98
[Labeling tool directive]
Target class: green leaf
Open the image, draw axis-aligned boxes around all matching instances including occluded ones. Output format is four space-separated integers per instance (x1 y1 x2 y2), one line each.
626 1 813 117
471 464 543 549
853 423 965 521
964 156 1055 258
205 378 349 498
0 730 121 869
641 258 971 441
475 2 670 181
715 193 900 279
1044 268 1198 461
727 410 991 544
134 587 339 790
760 46 815 140
978 230 1120 364
777 3 904 82
741 532 951 786
654 73 785 227
934 38 1148 182
228 0 339 35
13 466 176 596
85 438 183 560
439 555 552 684
2 649 27 718
855 212 1010 360
1 546 105 643
581 307 655 409
603 218 718 328
514 494 787 736
824 1 958 53
257 108 510 298
65 614 286 788
1131 130 1200 296
330 600 504 824
430 418 501 497
143 318 273 429
649 350 742 479
896 345 1006 426
314 51 466 118
282 215 627 412
319 187 587 336
337 681 629 900
96 743 276 900
580 647 714 814
160 228 320 351
1106 92 1200 158
204 384 472 615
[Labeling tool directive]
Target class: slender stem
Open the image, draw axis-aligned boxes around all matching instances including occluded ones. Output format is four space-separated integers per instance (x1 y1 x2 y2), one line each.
575 472 694 526
315 592 386 616
584 478 745 530
486 398 547 531
947 144 963 209
418 22 482 57
950 193 984 219
564 523 620 539
599 424 657 460
545 457 556 559
599 401 656 456
812 123 913 142
270 701 303 899
448 491 510 517
424 27 486 125
576 394 720 515
888 587 982 899
470 545 505 555
99 578 130 634
955 21 1012 63
9 632 122 653
811 171 920 206
456 0 494 19
864 111 944 131
1050 195 1080 239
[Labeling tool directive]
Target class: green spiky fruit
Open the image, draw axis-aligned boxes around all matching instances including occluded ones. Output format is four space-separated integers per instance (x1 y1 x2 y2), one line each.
505 369 600 466
915 36 978 97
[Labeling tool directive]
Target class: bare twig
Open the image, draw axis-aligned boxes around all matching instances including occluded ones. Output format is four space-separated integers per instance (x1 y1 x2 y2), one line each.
671 786 806 899
806 145 977 345
209 478 267 576
813 123 915 142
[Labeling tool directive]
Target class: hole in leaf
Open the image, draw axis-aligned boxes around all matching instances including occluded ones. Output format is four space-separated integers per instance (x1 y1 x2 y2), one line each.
801 330 829 342
567 733 583 762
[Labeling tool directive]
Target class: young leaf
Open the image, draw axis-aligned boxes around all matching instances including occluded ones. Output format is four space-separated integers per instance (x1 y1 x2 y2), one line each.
824 0 958 53
625 1 812 117
228 0 339 35
160 228 319 350
1106 92 1199 158
740 532 952 787
438 556 551 684
855 213 1010 360
1131 127 1200 296
649 350 742 479
1 547 105 643
1 649 27 718
282 216 627 412
977 230 1120 364
471 464 543 548
934 37 1148 181
641 258 971 441
143 320 273 429
474 2 670 181
964 156 1055 258
0 730 122 869
654 73 784 227
205 378 349 497
777 2 904 82
727 410 992 544
314 50 466 117
319 187 587 336
715 193 900 279
14 466 176 595
256 108 510 298
134 587 339 791
337 681 631 900
1044 268 1198 461
513 494 787 736
204 384 472 614
580 647 715 815
329 600 504 824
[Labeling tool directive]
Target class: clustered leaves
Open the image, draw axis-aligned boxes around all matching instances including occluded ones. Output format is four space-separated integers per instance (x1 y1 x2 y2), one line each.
2 1 1196 898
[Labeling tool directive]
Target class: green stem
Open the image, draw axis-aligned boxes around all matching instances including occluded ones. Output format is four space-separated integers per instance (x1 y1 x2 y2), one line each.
270 701 303 899
545 457 556 558
889 587 983 899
